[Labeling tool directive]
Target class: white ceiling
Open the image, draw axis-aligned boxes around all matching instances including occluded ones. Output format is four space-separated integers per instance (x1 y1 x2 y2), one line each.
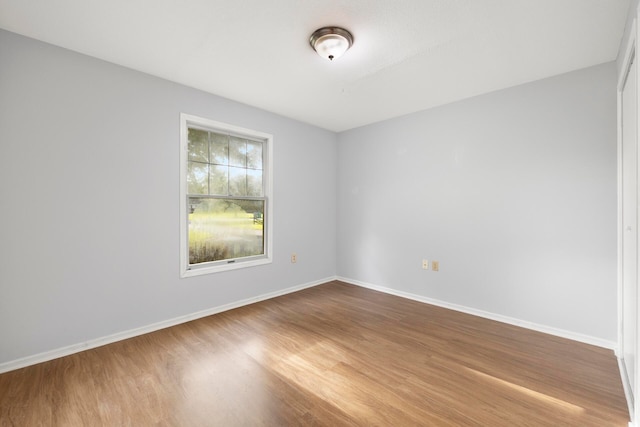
0 0 631 132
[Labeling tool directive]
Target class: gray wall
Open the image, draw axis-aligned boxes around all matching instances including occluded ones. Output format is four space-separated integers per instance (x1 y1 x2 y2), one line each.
337 62 618 342
0 27 620 366
0 30 337 364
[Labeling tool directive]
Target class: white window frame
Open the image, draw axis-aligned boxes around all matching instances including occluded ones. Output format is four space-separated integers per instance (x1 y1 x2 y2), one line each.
180 113 273 277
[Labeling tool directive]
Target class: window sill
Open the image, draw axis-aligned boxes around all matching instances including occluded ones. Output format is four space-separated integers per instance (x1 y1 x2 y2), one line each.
181 256 272 278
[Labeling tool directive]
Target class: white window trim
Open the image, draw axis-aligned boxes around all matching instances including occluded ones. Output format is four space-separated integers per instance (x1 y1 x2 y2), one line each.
179 113 273 278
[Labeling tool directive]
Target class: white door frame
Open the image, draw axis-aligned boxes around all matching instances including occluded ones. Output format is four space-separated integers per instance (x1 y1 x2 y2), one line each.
618 15 639 427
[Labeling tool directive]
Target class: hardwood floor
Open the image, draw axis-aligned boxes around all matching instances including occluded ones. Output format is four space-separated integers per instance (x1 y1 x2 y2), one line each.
0 281 629 426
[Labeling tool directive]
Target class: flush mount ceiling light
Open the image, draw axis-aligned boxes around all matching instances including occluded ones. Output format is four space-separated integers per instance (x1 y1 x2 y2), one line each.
309 27 353 61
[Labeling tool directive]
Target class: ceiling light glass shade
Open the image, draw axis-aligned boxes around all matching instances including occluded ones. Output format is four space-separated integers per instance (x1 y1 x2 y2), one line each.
310 27 353 61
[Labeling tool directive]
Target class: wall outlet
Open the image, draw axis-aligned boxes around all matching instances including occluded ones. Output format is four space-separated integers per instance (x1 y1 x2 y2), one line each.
432 261 439 272
422 259 429 270
291 253 297 263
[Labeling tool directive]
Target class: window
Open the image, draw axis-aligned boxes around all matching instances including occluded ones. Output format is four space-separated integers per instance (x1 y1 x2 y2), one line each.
180 114 272 277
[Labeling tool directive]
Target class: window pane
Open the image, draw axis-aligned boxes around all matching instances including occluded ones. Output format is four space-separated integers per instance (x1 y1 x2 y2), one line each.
229 167 247 196
187 162 208 194
229 137 247 167
247 169 262 196
188 129 209 162
188 197 265 264
210 165 229 195
246 141 262 170
210 132 229 165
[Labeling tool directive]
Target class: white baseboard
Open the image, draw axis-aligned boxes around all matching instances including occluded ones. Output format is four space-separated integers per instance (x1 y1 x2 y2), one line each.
1 275 618 374
618 356 635 424
0 277 335 374
337 276 617 350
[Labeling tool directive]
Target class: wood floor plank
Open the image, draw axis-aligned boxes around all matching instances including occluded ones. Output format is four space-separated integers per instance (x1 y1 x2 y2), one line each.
0 281 630 426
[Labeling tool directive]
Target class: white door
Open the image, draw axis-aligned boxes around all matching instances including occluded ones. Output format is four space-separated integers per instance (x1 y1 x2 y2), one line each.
622 54 638 400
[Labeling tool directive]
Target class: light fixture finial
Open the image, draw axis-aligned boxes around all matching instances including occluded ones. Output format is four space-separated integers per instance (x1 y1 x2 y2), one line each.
310 27 353 61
